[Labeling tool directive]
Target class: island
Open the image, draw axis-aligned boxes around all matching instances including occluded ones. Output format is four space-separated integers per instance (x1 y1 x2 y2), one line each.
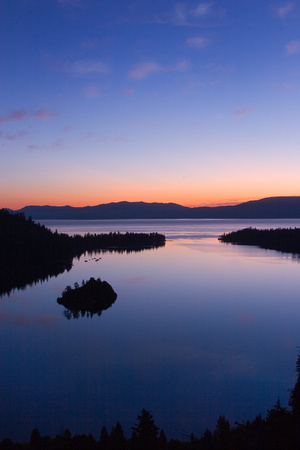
219 227 300 254
57 277 117 319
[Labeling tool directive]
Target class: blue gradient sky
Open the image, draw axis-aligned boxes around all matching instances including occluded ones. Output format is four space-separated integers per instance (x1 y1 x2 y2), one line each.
1 0 300 209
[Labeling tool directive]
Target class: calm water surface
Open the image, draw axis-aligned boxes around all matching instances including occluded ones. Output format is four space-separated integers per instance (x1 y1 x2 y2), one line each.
1 219 300 442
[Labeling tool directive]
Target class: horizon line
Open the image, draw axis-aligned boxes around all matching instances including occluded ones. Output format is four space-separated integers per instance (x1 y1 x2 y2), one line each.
5 195 300 211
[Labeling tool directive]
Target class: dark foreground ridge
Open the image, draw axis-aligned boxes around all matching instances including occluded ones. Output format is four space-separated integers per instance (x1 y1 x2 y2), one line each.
57 277 117 319
3 353 300 449
10 196 300 219
219 227 300 254
0 209 165 296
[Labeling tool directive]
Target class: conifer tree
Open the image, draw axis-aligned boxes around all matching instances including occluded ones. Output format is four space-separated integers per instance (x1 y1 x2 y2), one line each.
289 352 300 419
132 408 159 450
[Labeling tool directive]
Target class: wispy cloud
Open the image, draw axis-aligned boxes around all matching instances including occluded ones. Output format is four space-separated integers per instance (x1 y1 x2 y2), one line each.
81 38 98 49
234 107 254 117
64 125 74 133
70 59 110 76
275 2 294 18
128 60 189 79
128 62 164 79
192 3 212 17
5 130 28 141
286 40 300 54
0 108 57 124
185 36 211 48
27 144 46 152
123 88 135 96
84 83 100 98
115 134 129 143
52 139 64 150
34 108 58 120
44 54 111 77
170 2 217 26
27 138 65 152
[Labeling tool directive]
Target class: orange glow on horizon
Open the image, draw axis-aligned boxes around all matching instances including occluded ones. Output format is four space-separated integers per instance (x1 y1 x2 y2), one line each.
2 180 299 211
0 193 276 211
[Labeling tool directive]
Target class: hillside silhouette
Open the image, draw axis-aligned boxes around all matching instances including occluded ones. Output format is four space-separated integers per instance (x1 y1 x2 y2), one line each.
10 196 300 219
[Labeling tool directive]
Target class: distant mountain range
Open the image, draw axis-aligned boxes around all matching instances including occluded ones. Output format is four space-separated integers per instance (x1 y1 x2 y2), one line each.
8 197 300 220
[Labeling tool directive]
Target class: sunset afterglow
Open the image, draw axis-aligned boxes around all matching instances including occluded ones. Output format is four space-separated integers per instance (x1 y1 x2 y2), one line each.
1 1 300 210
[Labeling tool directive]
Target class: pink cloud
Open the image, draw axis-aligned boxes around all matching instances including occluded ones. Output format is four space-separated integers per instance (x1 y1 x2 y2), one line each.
27 144 47 152
52 138 64 150
286 40 300 54
170 2 216 26
33 108 57 120
84 83 100 98
5 130 28 141
174 3 188 24
234 107 254 117
0 108 57 124
186 36 211 48
81 38 98 49
275 2 294 18
123 88 135 96
192 3 212 16
27 138 64 152
64 125 74 133
80 131 96 142
115 134 129 142
175 60 190 70
129 62 164 79
0 109 27 123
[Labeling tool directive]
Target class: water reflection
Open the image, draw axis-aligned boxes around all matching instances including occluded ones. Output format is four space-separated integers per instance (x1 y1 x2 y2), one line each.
1 246 162 297
1 219 300 443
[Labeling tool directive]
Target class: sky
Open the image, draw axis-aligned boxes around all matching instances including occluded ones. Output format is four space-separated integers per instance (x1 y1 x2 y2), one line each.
1 0 300 209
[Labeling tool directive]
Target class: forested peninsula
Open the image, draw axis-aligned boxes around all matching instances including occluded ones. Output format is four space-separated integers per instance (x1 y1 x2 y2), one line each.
0 209 165 296
219 227 300 254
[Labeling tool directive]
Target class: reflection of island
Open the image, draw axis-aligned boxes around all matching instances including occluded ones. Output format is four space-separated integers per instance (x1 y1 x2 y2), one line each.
57 277 117 319
0 209 165 296
219 227 300 254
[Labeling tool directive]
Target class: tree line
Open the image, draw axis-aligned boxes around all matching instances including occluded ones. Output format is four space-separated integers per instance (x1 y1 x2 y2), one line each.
0 209 165 296
2 354 300 449
219 227 300 254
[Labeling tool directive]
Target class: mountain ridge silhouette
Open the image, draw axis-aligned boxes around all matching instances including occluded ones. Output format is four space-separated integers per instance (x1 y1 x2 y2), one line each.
8 196 300 219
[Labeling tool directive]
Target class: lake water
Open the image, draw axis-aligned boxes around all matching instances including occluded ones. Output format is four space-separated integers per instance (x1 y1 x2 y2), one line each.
1 219 300 442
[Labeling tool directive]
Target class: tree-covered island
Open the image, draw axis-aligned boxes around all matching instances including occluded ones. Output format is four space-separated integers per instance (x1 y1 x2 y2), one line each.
219 227 300 254
57 277 117 319
0 209 165 296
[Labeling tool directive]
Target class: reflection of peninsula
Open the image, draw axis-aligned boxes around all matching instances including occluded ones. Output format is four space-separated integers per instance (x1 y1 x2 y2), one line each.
57 277 117 319
219 227 300 254
0 209 165 296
